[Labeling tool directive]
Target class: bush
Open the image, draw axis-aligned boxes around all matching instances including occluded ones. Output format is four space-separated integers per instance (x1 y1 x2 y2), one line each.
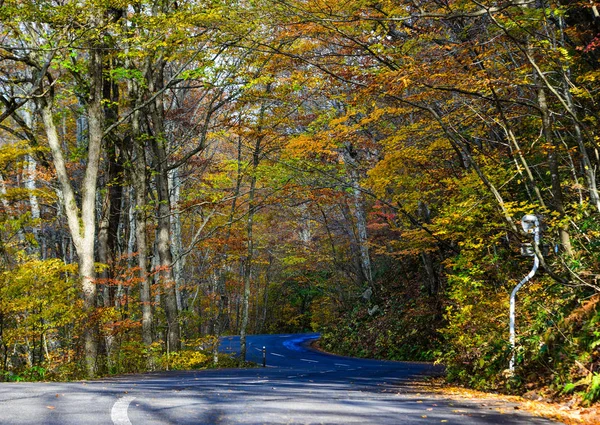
161 350 210 370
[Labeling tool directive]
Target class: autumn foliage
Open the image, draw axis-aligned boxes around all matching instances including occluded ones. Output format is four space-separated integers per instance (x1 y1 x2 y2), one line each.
0 0 599 405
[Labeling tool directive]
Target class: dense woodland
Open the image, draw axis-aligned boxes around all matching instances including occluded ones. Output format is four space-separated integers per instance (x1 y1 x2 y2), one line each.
0 0 599 403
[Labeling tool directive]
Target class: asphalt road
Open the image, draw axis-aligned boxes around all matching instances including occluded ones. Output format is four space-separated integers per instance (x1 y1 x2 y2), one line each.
0 333 560 424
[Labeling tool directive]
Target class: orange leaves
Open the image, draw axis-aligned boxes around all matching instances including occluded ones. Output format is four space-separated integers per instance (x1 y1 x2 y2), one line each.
285 134 338 161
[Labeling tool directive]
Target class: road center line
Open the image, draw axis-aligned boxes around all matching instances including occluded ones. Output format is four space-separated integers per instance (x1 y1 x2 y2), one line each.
270 352 284 357
335 363 350 367
300 358 318 363
111 396 135 425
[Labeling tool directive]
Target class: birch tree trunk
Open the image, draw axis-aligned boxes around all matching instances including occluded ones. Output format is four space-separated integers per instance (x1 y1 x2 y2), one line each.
169 168 184 313
39 81 103 378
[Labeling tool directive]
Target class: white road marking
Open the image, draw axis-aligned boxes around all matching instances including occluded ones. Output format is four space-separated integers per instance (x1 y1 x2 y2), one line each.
300 358 318 363
335 363 350 367
254 347 262 352
270 352 284 357
111 396 135 425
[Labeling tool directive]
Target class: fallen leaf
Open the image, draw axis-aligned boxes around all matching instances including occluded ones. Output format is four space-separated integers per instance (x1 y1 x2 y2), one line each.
46 406 55 410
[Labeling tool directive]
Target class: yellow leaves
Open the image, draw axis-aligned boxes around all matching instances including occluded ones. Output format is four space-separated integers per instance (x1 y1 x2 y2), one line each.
282 255 307 267
0 259 81 347
0 141 45 169
285 134 337 160
161 350 210 370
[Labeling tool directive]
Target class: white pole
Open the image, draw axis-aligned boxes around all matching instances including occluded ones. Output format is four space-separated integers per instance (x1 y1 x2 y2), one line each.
509 216 540 373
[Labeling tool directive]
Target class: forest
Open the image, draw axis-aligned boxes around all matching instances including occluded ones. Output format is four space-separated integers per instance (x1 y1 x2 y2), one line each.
0 0 599 405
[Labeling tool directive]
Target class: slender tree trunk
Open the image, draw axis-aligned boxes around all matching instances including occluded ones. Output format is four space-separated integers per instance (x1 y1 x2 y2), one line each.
212 135 244 363
132 109 153 348
340 201 367 285
561 71 600 212
240 141 259 362
240 86 271 361
97 144 123 369
146 58 180 352
152 148 180 352
537 86 574 256
151 131 180 352
169 168 184 313
25 154 41 255
259 256 272 333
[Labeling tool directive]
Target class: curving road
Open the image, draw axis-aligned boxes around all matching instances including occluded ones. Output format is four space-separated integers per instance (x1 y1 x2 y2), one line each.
0 333 560 424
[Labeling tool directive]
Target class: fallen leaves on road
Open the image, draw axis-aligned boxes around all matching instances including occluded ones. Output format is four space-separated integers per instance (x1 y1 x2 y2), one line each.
412 378 599 425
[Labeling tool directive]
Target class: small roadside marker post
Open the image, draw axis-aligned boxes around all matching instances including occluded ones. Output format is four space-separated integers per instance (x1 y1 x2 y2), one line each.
262 346 266 367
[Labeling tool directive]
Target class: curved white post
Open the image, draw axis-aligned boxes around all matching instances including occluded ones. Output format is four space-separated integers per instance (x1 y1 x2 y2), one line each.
509 216 540 373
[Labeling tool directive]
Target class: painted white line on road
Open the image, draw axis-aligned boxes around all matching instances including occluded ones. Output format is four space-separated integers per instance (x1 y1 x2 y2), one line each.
300 358 318 363
270 352 284 357
254 347 262 352
335 363 350 367
111 396 135 425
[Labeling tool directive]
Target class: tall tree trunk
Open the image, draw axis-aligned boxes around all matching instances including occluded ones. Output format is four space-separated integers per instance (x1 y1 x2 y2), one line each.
149 71 180 352
97 140 123 370
240 138 260 362
561 71 600 213
39 86 103 378
342 144 373 289
537 86 574 256
212 135 244 364
131 109 153 348
152 148 180 352
240 89 270 361
169 168 184 313
36 34 104 375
